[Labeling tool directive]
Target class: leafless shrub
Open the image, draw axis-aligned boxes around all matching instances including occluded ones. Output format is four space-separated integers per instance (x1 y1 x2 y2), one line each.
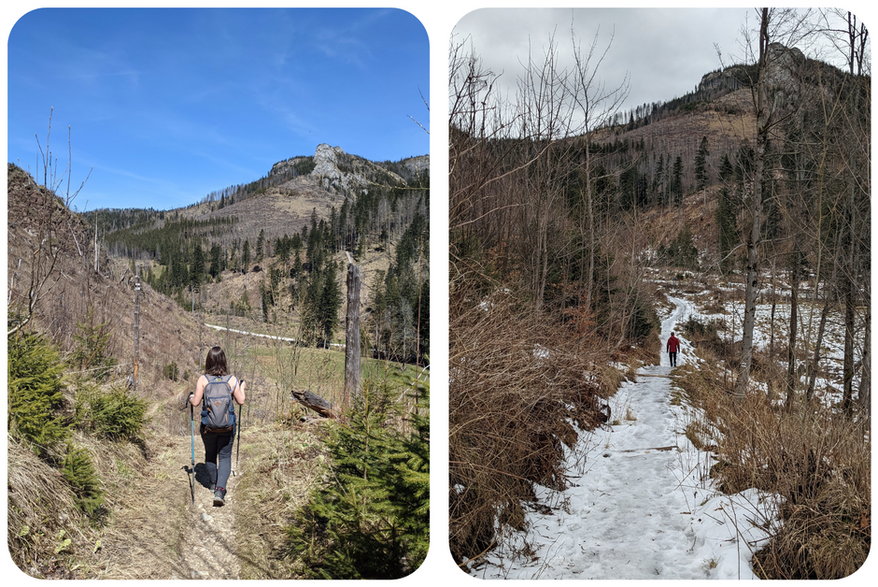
675 362 870 579
449 272 609 565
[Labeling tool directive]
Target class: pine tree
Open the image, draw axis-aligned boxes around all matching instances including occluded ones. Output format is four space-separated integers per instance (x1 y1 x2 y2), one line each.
284 376 429 579
671 155 684 205
7 332 70 459
694 136 710 190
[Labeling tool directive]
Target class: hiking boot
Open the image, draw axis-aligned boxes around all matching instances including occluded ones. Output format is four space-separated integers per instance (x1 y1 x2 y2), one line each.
213 487 226 507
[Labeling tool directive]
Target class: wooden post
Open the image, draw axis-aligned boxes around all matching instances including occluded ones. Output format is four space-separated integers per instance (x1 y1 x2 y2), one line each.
343 258 361 412
93 215 99 273
132 266 142 390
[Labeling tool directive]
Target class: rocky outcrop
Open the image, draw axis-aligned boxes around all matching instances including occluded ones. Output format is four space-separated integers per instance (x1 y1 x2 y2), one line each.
698 44 814 107
311 143 348 187
398 155 430 179
268 144 426 195
269 156 314 178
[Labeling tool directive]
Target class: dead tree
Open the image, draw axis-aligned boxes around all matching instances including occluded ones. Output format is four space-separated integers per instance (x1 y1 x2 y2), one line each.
291 389 339 419
342 256 362 412
735 9 773 398
132 268 142 390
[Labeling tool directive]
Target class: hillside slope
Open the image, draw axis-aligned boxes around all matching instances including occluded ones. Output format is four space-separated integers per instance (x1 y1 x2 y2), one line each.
7 163 204 386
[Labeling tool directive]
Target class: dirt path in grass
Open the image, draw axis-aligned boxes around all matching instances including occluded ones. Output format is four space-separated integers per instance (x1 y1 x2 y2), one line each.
95 426 241 579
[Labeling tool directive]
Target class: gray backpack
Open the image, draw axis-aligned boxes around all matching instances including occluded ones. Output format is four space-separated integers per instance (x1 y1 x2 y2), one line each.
201 375 236 431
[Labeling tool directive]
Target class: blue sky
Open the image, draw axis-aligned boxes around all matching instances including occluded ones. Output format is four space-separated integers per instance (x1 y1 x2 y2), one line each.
6 8 429 212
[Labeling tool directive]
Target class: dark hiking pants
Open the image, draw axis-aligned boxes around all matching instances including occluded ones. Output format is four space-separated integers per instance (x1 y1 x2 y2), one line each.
669 351 677 367
201 427 234 491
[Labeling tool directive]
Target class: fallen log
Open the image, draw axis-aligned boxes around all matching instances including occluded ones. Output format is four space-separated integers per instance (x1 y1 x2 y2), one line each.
291 389 339 419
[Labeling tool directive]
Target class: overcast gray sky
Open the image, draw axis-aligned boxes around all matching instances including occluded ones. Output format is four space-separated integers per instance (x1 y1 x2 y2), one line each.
452 7 859 117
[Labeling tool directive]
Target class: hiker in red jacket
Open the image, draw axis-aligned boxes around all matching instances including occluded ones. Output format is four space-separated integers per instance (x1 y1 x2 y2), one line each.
666 332 681 367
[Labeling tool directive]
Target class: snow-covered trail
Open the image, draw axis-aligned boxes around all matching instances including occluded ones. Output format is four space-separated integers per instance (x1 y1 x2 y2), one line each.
475 296 776 580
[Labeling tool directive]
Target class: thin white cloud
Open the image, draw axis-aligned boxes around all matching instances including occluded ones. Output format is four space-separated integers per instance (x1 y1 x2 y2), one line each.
311 9 398 70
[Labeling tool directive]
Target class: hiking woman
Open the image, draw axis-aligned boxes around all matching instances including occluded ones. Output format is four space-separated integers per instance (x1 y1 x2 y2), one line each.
189 346 246 506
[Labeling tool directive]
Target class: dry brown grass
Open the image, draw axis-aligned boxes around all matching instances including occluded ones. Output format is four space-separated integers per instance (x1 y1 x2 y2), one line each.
229 420 328 579
449 279 612 565
674 359 870 579
7 438 100 578
90 398 326 579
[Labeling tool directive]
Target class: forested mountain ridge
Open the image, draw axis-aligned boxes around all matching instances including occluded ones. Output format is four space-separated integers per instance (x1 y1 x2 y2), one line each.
486 42 866 266
82 143 429 364
88 144 429 259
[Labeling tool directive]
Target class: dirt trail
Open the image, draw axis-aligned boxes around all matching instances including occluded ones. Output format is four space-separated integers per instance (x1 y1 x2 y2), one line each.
96 423 243 579
178 442 241 580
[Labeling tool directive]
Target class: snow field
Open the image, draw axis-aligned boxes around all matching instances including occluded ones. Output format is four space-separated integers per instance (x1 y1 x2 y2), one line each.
685 291 860 407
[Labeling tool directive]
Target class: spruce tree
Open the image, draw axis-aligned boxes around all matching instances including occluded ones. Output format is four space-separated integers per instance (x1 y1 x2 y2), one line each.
671 155 684 205
318 262 341 346
7 332 70 459
284 376 429 579
255 229 265 262
62 445 105 520
716 188 737 271
242 240 251 273
694 136 710 190
191 242 205 286
208 244 223 279
69 308 116 381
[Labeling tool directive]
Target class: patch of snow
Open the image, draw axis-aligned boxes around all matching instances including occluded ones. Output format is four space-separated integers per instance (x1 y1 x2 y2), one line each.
533 344 550 360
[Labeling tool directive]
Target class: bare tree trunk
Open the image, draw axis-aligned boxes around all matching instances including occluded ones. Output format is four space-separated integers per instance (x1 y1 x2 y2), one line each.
735 8 771 398
784 262 799 410
767 263 777 401
858 303 870 418
343 260 361 412
841 265 855 417
132 267 142 390
805 294 831 403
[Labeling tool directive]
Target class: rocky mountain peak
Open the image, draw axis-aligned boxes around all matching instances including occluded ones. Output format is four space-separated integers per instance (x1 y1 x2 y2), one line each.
311 143 347 183
268 143 425 198
765 42 806 92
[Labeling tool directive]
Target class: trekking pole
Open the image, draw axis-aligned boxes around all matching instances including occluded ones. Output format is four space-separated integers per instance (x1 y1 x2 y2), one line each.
188 401 196 503
233 405 242 475
233 383 243 476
